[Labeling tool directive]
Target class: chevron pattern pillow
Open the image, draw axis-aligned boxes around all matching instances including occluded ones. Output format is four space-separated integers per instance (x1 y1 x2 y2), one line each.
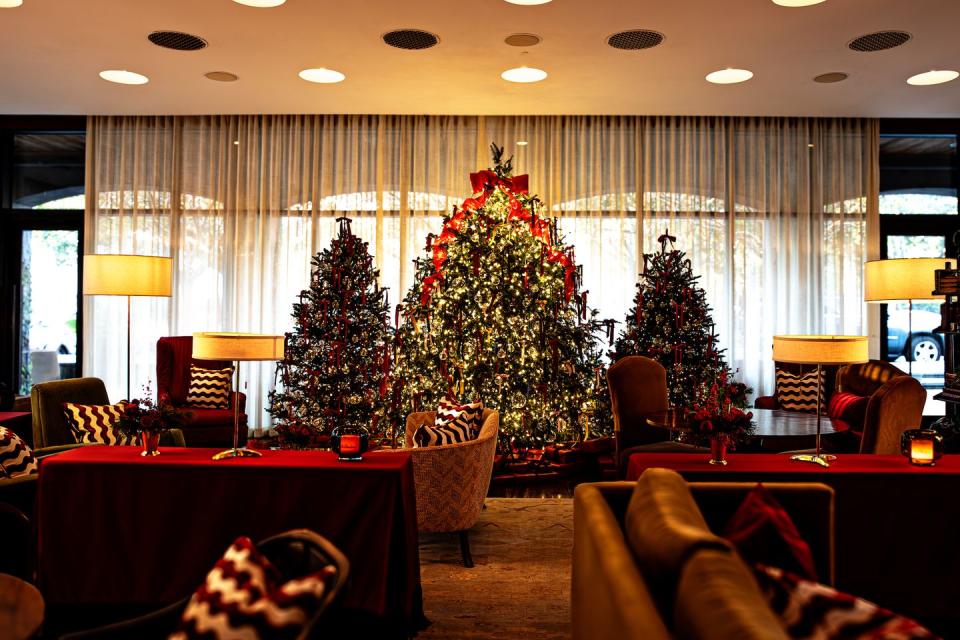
413 396 484 448
63 402 136 445
186 366 233 409
170 536 336 640
0 427 37 478
775 369 825 413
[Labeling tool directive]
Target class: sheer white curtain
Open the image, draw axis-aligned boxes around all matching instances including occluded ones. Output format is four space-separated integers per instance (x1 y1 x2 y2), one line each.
84 114 877 428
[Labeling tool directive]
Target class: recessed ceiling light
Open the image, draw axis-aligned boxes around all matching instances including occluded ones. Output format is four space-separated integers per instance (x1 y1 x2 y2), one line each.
0 0 23 7
299 68 346 84
907 70 959 86
504 0 552 4
516 140 529 146
99 70 149 85
205 71 239 82
813 72 848 83
232 0 285 6
772 0 826 6
501 67 547 83
705 68 753 84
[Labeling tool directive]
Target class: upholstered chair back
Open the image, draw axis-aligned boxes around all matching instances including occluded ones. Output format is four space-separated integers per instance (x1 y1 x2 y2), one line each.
837 360 926 455
607 356 670 455
156 336 234 407
31 377 110 449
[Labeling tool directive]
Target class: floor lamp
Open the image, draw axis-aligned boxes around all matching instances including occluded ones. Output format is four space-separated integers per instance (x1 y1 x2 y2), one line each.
865 258 955 378
772 335 868 468
83 254 173 400
192 332 284 461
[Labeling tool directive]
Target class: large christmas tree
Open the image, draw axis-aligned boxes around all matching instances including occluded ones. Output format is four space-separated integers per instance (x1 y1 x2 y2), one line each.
392 145 608 444
268 217 392 445
613 231 748 408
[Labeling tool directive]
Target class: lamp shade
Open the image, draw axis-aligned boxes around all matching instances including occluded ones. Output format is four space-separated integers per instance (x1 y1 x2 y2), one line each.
864 258 956 302
83 254 172 297
772 335 868 365
192 332 285 361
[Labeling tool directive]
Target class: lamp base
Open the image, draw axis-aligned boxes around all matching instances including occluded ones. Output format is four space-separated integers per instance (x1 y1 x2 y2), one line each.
789 453 836 468
212 447 262 461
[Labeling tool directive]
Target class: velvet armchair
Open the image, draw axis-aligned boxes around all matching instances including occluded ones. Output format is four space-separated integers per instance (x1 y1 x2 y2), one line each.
156 336 248 448
836 360 926 454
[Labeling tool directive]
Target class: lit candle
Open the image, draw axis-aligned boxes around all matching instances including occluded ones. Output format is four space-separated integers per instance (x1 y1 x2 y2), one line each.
911 439 935 466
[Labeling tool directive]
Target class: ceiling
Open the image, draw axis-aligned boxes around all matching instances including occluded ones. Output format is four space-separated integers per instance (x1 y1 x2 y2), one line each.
1 0 959 117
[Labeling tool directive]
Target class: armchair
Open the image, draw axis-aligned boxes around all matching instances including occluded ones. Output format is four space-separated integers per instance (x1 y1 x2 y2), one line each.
397 409 499 567
754 362 839 411
836 360 925 454
156 336 247 448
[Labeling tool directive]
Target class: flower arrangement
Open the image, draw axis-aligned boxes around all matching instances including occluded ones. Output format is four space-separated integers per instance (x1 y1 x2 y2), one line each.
117 388 190 437
274 420 322 450
689 371 755 450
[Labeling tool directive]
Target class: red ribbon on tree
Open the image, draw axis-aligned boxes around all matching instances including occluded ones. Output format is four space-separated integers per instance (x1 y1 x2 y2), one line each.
469 170 529 194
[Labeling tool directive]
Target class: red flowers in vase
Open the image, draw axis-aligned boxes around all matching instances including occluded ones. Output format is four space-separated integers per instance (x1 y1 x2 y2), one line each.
688 371 754 450
118 389 190 437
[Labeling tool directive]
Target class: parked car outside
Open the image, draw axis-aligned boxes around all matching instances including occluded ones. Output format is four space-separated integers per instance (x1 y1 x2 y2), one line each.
887 306 944 361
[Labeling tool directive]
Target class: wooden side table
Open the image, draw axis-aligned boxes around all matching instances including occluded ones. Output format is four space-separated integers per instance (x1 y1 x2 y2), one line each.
0 573 44 640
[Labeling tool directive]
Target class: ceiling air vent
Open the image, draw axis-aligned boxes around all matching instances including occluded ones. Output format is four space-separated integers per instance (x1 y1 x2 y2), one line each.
848 30 911 52
505 33 541 47
382 29 439 50
813 72 848 83
607 29 664 51
148 30 208 51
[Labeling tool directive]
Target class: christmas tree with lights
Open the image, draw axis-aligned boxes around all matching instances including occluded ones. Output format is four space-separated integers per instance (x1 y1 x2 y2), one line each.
391 145 609 444
268 217 392 446
613 231 749 408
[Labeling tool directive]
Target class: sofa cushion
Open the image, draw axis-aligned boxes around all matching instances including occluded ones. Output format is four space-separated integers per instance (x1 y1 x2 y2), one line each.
0 427 37 478
674 549 789 640
185 366 233 409
62 402 136 446
435 395 484 437
724 484 818 581
625 469 730 590
827 391 868 432
753 564 937 639
170 536 336 640
776 369 824 413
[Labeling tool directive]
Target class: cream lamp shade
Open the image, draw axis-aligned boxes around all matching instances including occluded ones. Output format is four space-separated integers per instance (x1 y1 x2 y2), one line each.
772 335 869 365
192 332 285 361
864 258 956 303
83 254 173 297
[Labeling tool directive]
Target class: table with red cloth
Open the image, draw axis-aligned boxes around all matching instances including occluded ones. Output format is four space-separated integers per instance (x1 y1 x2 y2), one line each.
626 453 960 627
37 447 423 630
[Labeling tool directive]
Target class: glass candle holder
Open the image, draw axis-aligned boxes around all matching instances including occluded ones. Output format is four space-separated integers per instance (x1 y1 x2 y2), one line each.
901 429 943 467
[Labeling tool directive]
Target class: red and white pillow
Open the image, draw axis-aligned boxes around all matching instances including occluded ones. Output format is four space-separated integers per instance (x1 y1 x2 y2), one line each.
186 366 233 409
413 396 484 448
0 427 37 478
62 402 136 446
169 536 336 640
753 564 938 639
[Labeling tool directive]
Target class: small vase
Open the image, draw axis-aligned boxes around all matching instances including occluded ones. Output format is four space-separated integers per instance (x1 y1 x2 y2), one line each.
709 437 728 466
141 431 161 457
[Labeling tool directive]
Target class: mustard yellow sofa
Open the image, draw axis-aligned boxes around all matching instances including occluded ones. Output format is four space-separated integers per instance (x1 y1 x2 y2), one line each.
572 468 834 640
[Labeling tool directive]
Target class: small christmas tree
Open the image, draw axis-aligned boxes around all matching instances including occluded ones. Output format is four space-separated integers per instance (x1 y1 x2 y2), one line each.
613 231 748 408
268 217 392 445
392 145 609 444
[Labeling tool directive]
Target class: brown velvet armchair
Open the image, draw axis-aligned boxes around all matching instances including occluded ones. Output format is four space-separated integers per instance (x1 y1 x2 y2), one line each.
156 336 247 448
836 360 925 454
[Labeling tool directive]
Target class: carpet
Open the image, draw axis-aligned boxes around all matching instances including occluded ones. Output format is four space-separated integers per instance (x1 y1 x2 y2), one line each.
418 498 573 640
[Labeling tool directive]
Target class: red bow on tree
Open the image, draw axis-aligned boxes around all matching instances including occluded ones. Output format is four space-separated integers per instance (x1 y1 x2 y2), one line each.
469 170 529 194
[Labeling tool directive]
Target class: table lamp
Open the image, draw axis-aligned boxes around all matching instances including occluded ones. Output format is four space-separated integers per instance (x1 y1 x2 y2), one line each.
864 258 955 377
192 332 284 461
772 335 868 467
83 254 173 399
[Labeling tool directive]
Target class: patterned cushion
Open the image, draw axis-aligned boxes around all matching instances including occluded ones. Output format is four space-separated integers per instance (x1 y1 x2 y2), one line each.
169 536 336 640
775 369 825 413
413 422 474 448
753 564 938 639
435 395 484 436
0 427 37 478
62 402 136 446
186 366 233 409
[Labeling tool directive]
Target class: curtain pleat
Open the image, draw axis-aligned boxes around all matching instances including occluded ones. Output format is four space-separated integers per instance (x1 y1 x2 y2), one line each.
85 114 876 430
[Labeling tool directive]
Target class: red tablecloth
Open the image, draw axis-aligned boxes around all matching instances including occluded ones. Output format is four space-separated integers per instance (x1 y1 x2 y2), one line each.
627 453 960 625
37 447 422 626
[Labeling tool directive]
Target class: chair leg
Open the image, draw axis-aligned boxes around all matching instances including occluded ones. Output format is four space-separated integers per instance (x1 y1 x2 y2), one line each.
458 530 474 568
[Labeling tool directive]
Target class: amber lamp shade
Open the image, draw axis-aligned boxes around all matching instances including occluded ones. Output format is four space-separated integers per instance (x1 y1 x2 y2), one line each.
901 429 943 467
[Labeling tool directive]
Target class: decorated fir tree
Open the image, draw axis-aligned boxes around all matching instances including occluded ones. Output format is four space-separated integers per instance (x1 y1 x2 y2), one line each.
613 231 749 408
391 145 609 444
268 217 392 445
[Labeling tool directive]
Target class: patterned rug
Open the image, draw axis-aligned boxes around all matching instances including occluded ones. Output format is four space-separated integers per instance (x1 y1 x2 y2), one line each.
418 498 573 640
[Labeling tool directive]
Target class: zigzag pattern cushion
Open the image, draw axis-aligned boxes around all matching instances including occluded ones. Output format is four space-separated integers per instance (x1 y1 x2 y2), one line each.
413 422 474 448
63 402 136 446
169 536 336 640
753 564 937 639
435 396 484 437
186 366 233 409
775 369 825 413
0 427 37 478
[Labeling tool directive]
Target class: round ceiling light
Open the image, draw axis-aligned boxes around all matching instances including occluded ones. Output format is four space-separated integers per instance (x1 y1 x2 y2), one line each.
0 0 23 7
907 70 959 86
705 68 753 84
772 0 826 6
504 0 552 4
501 66 547 83
298 68 346 83
232 0 285 6
99 70 149 85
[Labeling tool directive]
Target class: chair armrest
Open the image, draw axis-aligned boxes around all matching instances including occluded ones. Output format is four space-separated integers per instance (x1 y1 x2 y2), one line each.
35 443 84 458
754 395 779 410
160 429 186 447
404 411 437 448
860 376 925 455
59 599 186 639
